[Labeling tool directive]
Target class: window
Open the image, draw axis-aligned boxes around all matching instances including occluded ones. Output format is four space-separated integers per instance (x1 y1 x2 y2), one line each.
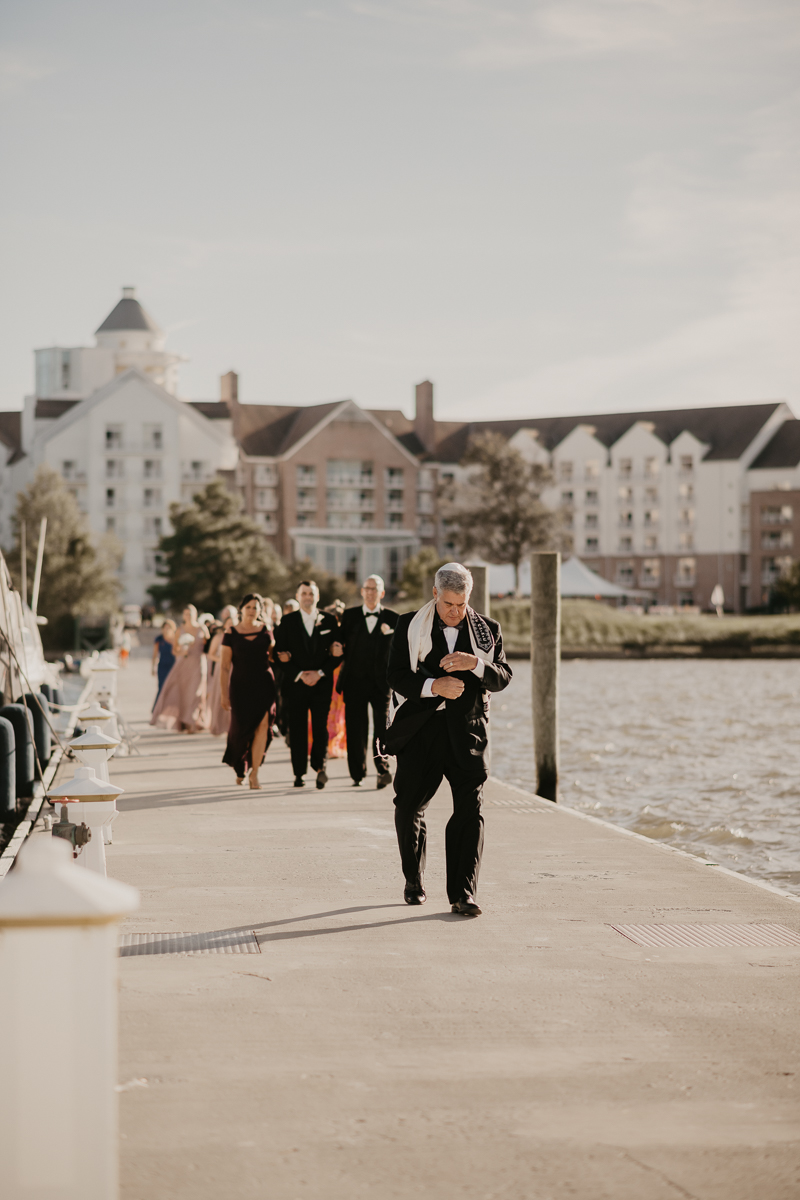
643 509 658 526
585 490 599 506
645 487 658 503
326 460 373 486
619 511 633 527
584 537 599 553
761 505 793 525
618 459 632 479
105 425 122 450
325 546 337 571
584 460 600 480
143 488 162 508
417 469 434 491
296 512 312 526
561 491 574 506
562 512 574 530
618 486 632 501
61 352 71 391
644 535 658 551
62 460 76 480
144 424 163 451
678 483 694 500
677 557 696 581
143 459 161 479
144 516 163 539
644 456 659 477
618 536 633 552
679 508 695 525
254 512 277 533
346 549 359 583
617 562 634 584
296 489 316 511
385 467 404 485
297 465 317 485
105 459 123 479
105 516 116 534
105 488 115 508
680 455 694 473
388 512 404 527
144 550 165 575
255 464 277 486
585 513 598 529
559 461 573 481
642 558 660 582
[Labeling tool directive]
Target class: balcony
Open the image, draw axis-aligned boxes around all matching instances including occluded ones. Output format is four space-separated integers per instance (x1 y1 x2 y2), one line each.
296 492 318 512
417 493 434 514
385 496 405 513
255 488 278 512
326 472 374 488
417 518 436 537
254 466 278 486
674 575 697 588
326 491 375 512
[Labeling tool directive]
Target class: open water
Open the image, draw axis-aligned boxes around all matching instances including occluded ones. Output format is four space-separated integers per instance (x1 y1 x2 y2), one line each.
490 658 800 896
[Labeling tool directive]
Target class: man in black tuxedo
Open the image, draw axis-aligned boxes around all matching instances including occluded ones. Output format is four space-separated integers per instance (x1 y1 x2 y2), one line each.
273 581 339 789
330 574 399 789
385 563 511 916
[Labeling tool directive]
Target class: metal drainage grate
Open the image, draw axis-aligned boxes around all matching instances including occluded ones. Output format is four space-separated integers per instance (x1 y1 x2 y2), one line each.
610 923 800 949
119 929 261 957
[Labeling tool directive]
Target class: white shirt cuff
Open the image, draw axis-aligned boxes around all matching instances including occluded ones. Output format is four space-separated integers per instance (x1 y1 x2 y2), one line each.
421 677 435 698
472 658 485 679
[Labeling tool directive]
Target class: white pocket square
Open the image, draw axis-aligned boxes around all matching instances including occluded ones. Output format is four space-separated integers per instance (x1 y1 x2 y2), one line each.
320 629 331 635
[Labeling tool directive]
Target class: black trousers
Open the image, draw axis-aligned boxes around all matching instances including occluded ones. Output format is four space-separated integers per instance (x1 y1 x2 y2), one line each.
343 686 390 781
393 712 486 904
286 678 333 777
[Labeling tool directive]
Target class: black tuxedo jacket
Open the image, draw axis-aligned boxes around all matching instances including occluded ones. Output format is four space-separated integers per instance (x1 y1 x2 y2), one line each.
337 605 399 695
386 610 511 769
273 609 339 677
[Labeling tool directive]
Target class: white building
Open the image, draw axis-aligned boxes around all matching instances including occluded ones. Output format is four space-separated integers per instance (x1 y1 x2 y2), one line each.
2 289 237 605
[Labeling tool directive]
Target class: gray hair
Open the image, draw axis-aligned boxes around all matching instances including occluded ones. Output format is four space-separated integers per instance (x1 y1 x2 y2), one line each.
363 574 385 591
434 562 473 598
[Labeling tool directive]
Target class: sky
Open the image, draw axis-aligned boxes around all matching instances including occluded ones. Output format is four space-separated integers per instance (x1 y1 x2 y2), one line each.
1 0 799 422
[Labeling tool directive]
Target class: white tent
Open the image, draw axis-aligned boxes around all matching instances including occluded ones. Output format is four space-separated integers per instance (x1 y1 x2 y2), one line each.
560 556 652 599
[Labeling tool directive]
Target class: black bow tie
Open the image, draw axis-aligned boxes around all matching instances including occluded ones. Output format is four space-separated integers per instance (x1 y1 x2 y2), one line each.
437 615 465 633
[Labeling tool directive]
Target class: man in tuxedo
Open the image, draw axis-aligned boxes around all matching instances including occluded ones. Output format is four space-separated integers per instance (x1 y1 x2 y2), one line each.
274 580 339 789
385 563 511 916
330 574 399 789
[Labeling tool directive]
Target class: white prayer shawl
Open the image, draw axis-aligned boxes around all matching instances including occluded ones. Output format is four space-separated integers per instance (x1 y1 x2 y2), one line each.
386 601 495 730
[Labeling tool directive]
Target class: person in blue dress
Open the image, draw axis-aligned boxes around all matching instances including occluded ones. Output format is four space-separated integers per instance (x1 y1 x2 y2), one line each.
151 619 177 705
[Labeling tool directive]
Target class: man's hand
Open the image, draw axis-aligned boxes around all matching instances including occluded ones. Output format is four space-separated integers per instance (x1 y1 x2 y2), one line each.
331 641 344 658
277 650 291 663
440 651 478 673
431 676 465 700
221 693 231 712
300 670 321 687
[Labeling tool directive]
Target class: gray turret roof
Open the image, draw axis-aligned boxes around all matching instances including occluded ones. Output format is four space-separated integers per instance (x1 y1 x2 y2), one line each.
95 290 161 334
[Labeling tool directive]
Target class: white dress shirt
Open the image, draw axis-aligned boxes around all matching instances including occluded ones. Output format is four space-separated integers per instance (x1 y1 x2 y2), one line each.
363 604 381 633
296 607 325 680
420 622 485 699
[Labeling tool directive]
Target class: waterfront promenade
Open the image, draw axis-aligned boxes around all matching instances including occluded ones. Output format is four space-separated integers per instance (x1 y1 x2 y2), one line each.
107 657 800 1199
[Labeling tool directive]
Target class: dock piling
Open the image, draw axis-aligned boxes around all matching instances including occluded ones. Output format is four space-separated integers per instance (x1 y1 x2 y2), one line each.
531 551 560 801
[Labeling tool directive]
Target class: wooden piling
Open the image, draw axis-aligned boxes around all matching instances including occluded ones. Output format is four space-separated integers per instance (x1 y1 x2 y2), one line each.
531 551 560 801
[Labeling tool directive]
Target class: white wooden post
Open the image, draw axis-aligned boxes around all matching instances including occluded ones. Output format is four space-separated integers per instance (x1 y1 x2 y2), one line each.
0 836 138 1200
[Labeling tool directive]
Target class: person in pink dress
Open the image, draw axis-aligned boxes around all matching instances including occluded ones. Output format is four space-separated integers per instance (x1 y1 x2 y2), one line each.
207 607 237 736
150 605 209 732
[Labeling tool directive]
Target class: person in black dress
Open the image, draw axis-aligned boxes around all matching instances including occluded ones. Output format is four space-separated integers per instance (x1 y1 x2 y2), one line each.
220 594 277 789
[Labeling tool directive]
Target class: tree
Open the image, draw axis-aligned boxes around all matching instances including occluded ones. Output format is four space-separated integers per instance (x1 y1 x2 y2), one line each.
399 547 446 601
149 479 294 613
7 465 122 643
440 432 557 594
771 562 800 611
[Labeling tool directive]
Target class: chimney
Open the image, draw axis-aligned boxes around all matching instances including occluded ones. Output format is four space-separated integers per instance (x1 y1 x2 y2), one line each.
122 286 136 299
220 370 239 406
414 380 434 452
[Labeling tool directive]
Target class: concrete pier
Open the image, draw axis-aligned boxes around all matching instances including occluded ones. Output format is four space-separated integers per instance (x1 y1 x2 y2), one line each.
100 658 799 1199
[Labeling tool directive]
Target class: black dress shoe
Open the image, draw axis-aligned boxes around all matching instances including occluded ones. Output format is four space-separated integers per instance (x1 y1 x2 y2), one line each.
352 778 363 787
451 895 482 917
293 776 305 788
316 768 328 790
404 886 426 905
376 770 393 790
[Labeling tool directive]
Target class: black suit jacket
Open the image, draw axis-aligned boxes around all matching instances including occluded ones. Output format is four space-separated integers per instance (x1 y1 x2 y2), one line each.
336 605 399 695
386 609 511 769
273 609 340 678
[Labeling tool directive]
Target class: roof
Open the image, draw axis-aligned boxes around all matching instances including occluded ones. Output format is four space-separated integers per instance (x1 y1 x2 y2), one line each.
0 410 21 453
188 401 231 420
95 293 161 334
35 399 80 419
429 402 786 464
561 557 653 599
234 401 343 457
749 420 800 469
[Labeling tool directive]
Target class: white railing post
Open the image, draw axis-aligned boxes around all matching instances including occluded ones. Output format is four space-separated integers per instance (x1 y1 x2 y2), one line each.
0 837 138 1200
